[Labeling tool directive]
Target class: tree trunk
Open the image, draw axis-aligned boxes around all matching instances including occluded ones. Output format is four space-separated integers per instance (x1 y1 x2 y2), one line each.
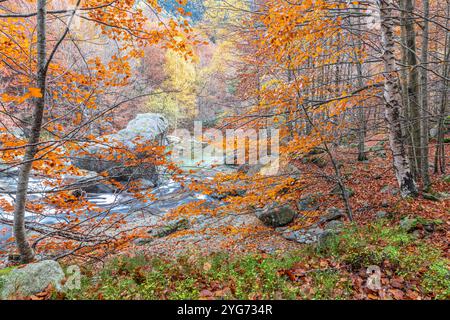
402 0 422 180
354 6 367 161
13 0 47 263
420 0 431 189
434 2 450 174
379 0 418 198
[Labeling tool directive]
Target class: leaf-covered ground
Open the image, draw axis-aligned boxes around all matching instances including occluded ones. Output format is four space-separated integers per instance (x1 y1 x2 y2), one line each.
1 144 448 300
61 219 448 300
130 143 449 260
61 144 448 300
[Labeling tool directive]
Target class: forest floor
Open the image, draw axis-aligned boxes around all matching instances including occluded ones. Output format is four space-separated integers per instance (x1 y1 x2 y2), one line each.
59 142 449 300
127 141 449 258
1 142 448 300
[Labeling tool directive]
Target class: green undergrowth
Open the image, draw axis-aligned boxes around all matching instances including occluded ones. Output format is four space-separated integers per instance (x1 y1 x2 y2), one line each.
61 220 449 300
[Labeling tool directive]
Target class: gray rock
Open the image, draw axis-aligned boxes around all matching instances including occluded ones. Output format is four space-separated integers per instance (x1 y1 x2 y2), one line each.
210 184 247 200
324 207 344 222
376 211 388 219
289 227 325 244
297 194 321 211
62 171 116 194
295 233 319 244
115 113 169 144
72 114 168 183
308 227 325 235
399 217 418 233
79 183 116 194
317 229 339 247
381 185 400 195
281 231 299 241
255 203 296 227
1 260 65 299
325 220 344 231
148 218 190 238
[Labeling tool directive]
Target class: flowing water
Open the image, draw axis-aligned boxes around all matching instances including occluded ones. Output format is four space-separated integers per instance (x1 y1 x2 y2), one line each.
0 150 233 250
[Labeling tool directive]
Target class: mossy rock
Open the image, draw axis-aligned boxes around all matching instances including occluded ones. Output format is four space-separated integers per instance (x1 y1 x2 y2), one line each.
255 203 296 227
400 217 443 233
0 267 16 293
149 218 190 238
1 260 65 299
0 267 15 277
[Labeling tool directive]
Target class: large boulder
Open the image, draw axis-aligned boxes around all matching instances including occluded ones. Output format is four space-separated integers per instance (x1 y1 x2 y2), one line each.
72 114 169 184
255 203 296 227
112 113 169 146
1 260 65 299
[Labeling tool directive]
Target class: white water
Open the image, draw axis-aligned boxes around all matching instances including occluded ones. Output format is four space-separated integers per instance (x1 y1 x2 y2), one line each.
0 151 234 246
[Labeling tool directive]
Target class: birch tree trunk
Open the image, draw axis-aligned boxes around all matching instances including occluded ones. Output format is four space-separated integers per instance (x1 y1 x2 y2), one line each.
13 0 47 263
379 0 418 198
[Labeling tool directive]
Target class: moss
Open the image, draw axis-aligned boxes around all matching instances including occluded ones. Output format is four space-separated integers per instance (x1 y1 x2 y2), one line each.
0 267 15 277
0 267 16 294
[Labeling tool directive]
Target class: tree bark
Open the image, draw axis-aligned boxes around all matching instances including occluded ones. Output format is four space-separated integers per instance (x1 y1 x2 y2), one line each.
402 0 422 179
434 2 450 174
379 0 418 198
420 0 431 189
353 5 367 161
13 0 47 263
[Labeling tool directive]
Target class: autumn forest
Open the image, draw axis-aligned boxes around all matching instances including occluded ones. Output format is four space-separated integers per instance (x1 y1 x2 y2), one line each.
0 0 448 301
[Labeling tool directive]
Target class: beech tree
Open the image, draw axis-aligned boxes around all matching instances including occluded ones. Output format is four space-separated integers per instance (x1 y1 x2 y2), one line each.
0 0 194 263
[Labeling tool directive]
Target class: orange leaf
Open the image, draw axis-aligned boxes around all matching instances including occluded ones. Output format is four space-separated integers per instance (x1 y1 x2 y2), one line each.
29 87 43 98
